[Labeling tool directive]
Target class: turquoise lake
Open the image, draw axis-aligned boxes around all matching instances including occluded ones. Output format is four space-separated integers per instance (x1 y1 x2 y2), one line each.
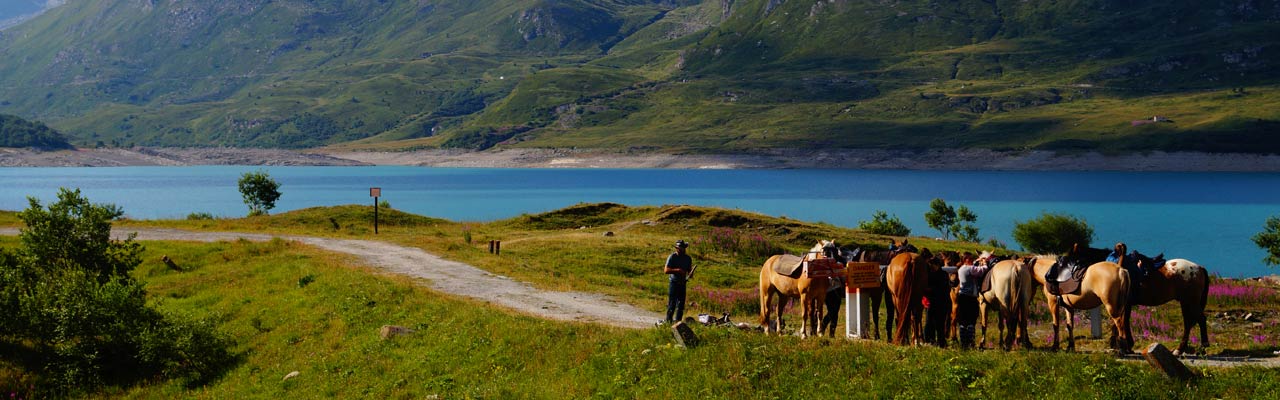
2 166 1278 278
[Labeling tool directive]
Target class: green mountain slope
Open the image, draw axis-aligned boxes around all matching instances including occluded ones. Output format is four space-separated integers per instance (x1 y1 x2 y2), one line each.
0 0 1277 153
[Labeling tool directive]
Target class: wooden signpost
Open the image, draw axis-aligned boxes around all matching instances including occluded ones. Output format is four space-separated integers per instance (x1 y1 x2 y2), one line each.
370 187 381 234
845 262 881 339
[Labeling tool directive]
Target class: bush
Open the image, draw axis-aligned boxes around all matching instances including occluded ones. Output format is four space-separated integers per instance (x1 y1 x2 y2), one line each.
0 188 234 392
186 212 215 220
858 210 911 236
238 170 281 216
1012 212 1094 254
1252 216 1280 266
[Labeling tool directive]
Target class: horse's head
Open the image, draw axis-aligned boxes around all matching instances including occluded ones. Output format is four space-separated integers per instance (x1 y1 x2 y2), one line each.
807 239 840 261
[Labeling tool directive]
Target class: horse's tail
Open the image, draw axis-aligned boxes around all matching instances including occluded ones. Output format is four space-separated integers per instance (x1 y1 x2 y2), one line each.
1008 262 1025 325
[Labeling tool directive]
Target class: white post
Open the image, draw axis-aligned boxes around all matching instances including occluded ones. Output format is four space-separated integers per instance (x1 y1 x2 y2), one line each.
1090 307 1103 339
846 288 870 338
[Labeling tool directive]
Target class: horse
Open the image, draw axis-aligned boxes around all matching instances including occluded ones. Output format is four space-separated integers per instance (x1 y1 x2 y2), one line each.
857 249 898 341
1128 253 1211 355
885 249 935 346
759 241 835 338
1029 255 1135 353
978 258 1035 350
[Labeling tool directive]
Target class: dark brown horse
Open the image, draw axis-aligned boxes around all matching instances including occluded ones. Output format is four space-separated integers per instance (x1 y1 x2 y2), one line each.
886 249 934 346
858 249 897 341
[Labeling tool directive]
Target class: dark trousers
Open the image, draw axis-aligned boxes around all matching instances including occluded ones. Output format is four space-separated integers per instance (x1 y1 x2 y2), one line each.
822 291 843 334
924 297 952 347
666 279 687 323
955 294 979 348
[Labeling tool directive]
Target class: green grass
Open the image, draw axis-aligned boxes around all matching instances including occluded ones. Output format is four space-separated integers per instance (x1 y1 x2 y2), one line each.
4 235 1280 398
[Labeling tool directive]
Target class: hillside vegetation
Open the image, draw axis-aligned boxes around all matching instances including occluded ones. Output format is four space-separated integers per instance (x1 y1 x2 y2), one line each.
0 113 70 149
0 0 1278 153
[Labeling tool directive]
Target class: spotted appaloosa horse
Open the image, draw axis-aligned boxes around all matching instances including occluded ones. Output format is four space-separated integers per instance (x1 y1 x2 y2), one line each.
1129 254 1211 355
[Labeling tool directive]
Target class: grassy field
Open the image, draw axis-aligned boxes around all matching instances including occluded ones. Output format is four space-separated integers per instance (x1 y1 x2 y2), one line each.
2 204 1280 398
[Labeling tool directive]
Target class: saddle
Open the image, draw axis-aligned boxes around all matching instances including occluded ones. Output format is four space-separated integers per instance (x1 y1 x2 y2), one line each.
976 256 1002 295
1045 258 1088 296
772 254 805 278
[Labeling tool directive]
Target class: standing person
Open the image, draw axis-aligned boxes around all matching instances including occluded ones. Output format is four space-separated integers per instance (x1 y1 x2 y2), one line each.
924 257 953 348
887 239 899 253
664 240 693 324
954 253 990 349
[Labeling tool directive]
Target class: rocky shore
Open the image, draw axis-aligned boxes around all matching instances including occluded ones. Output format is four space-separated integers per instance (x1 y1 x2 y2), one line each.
5 147 1280 172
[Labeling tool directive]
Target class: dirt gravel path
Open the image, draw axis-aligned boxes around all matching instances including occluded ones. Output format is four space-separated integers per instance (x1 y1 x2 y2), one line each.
0 228 661 329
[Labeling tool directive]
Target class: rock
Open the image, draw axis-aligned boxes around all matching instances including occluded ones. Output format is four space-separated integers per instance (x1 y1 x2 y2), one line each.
1143 343 1196 381
379 325 416 339
578 226 587 230
1244 313 1262 322
671 321 699 348
161 255 180 270
603 231 614 237
283 371 300 381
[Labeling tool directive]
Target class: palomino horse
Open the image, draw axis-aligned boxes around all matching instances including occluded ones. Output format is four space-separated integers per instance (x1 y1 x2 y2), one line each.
978 258 1035 350
886 249 934 346
857 249 897 341
1029 255 1135 353
759 241 834 338
1130 254 1211 355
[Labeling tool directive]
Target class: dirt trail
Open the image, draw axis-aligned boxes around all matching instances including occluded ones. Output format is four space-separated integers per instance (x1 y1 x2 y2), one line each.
0 228 661 329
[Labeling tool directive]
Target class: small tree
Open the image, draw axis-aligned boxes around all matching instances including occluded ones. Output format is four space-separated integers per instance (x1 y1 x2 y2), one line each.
858 210 911 236
1253 216 1280 266
951 205 980 242
238 170 281 216
1012 212 1095 254
924 198 957 239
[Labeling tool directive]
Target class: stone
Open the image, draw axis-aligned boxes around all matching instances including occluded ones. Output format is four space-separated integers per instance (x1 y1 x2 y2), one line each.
379 325 416 340
283 371 300 381
161 255 180 270
671 321 699 348
603 231 614 237
1143 342 1195 381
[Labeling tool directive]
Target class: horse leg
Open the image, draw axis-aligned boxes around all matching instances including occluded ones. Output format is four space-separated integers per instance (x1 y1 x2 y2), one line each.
869 290 881 340
884 288 896 342
1102 300 1130 354
1064 308 1076 352
978 299 989 349
760 285 773 334
1047 296 1061 352
800 293 812 339
1175 301 1195 355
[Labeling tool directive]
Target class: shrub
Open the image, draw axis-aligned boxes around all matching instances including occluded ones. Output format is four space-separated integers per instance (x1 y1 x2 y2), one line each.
1252 216 1280 266
858 210 911 236
238 170 281 216
1012 212 1094 254
924 199 979 241
186 212 215 220
0 188 234 392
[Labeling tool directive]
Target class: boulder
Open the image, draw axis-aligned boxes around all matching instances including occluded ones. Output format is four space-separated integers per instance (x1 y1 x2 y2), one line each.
283 371 300 381
379 325 416 340
671 321 699 348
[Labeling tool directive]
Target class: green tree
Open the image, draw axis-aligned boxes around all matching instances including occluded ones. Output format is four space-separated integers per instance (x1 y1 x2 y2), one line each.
238 170 281 216
1253 216 1280 266
0 188 233 390
1012 212 1095 254
951 205 980 242
924 198 957 239
858 210 911 236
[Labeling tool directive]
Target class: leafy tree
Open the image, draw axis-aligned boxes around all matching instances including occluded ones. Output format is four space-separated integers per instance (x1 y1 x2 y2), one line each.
238 170 281 216
951 205 980 242
924 199 979 241
0 188 233 391
924 198 957 239
1012 212 1095 254
858 210 911 236
1253 216 1280 266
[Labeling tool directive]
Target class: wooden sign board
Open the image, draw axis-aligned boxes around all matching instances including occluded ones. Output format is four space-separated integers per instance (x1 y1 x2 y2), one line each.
845 262 881 289
805 258 845 279
370 187 381 197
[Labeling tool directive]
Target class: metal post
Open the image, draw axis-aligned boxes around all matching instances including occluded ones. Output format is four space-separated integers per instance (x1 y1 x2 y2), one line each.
373 196 379 234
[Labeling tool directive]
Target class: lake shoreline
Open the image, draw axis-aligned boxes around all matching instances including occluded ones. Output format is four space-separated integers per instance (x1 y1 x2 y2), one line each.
6 147 1280 172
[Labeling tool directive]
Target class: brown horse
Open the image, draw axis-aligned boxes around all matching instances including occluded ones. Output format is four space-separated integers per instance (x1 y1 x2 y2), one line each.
1029 255 1135 353
858 249 897 341
759 241 834 338
886 249 934 346
978 258 1034 350
1131 256 1211 355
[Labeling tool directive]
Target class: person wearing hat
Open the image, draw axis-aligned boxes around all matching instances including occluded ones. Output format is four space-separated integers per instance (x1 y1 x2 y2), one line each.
663 240 694 324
